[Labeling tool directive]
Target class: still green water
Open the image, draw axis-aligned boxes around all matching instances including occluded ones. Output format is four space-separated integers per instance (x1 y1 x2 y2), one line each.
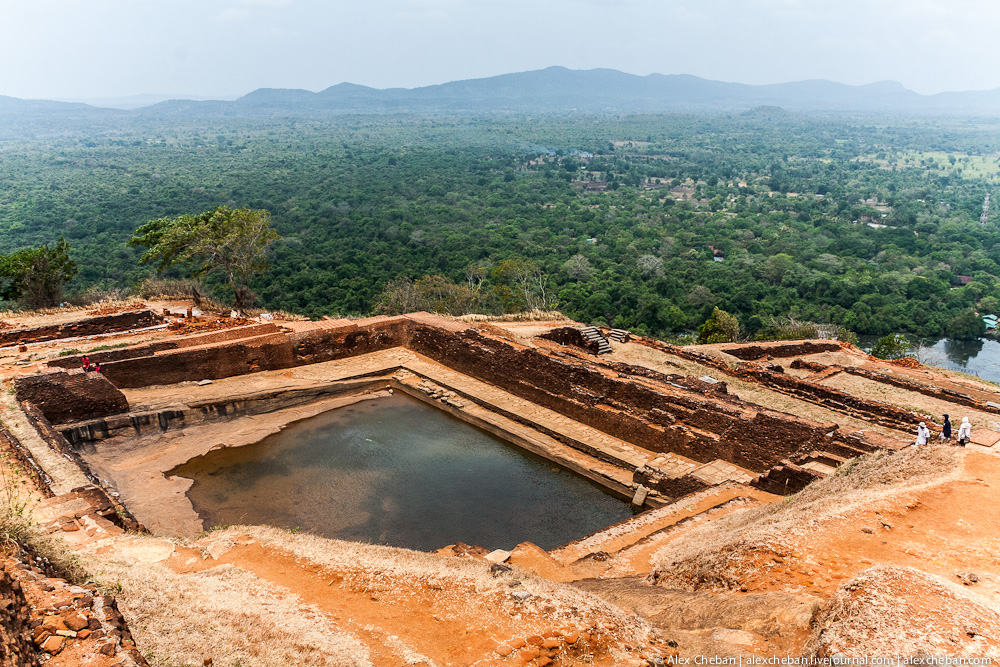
169 392 635 551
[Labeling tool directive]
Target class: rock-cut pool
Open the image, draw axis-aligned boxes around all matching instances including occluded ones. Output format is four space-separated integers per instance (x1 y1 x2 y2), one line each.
169 392 635 551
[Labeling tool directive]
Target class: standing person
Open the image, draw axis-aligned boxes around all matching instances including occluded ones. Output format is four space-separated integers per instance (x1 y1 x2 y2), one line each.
957 417 972 447
915 422 930 446
95 363 102 375
81 354 90 371
940 414 952 442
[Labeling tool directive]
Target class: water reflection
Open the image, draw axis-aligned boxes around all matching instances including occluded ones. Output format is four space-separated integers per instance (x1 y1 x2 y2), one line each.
940 338 985 367
927 337 1000 382
169 393 635 551
856 335 1000 383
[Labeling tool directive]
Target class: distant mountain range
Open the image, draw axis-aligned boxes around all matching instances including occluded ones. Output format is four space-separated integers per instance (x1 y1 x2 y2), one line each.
4 67 1000 118
55 93 243 110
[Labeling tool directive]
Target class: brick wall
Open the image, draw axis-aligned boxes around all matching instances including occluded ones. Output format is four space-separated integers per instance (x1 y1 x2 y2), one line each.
14 372 129 425
721 341 843 360
408 326 833 472
537 327 601 354
0 310 163 347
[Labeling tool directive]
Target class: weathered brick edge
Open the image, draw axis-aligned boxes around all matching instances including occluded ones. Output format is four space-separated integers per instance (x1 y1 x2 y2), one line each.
18 402 143 533
0 310 163 347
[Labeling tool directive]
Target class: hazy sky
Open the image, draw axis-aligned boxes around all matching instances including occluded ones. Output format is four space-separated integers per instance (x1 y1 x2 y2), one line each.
2 0 997 100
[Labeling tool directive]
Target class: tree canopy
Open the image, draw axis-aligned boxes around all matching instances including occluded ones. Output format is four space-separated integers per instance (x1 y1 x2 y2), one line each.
696 307 740 344
0 238 77 309
871 333 912 360
2 112 1000 340
129 206 279 313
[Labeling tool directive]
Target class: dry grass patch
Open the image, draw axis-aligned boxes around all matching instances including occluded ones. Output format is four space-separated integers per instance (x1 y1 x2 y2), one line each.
0 449 87 582
89 545 372 667
458 309 569 323
649 446 962 591
807 565 1000 659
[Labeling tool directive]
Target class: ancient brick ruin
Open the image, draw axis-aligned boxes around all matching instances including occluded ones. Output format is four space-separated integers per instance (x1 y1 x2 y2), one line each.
0 310 162 347
14 312 924 524
14 372 129 425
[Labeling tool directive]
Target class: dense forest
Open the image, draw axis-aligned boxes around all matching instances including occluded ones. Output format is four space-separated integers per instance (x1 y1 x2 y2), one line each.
1 109 999 339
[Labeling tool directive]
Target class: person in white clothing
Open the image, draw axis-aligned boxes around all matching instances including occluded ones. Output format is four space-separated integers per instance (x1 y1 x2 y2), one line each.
915 422 930 446
957 417 972 447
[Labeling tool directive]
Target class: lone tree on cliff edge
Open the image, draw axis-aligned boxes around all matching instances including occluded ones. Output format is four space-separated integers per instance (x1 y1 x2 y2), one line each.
0 238 77 309
129 206 280 314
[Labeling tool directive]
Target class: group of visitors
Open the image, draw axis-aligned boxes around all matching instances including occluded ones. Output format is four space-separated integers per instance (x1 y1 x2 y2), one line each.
80 355 102 375
915 413 971 447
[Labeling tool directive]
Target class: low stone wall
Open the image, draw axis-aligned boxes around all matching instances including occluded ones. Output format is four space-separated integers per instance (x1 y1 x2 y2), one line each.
14 371 129 425
173 322 282 348
790 359 1000 417
0 566 39 667
721 341 843 360
601 358 730 396
732 364 928 430
48 341 178 369
0 310 163 347
2 545 148 665
19 402 143 533
0 428 54 498
632 337 732 372
48 324 284 371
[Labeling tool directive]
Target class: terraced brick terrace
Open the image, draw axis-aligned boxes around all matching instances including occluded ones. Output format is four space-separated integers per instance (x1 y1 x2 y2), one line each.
8 306 1000 561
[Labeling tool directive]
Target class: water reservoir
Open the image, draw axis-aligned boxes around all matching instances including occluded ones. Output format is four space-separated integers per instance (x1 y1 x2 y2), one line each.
170 392 635 551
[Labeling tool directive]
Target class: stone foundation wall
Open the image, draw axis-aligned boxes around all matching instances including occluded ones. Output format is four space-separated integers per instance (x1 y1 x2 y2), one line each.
14 371 129 425
633 336 924 435
789 359 1000 417
732 364 927 429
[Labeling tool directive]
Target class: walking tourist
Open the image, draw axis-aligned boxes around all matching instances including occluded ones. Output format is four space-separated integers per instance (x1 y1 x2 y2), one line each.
915 422 930 446
940 414 952 442
957 417 972 447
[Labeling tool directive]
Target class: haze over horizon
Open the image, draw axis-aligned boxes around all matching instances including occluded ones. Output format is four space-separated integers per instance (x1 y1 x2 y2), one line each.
2 0 998 101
